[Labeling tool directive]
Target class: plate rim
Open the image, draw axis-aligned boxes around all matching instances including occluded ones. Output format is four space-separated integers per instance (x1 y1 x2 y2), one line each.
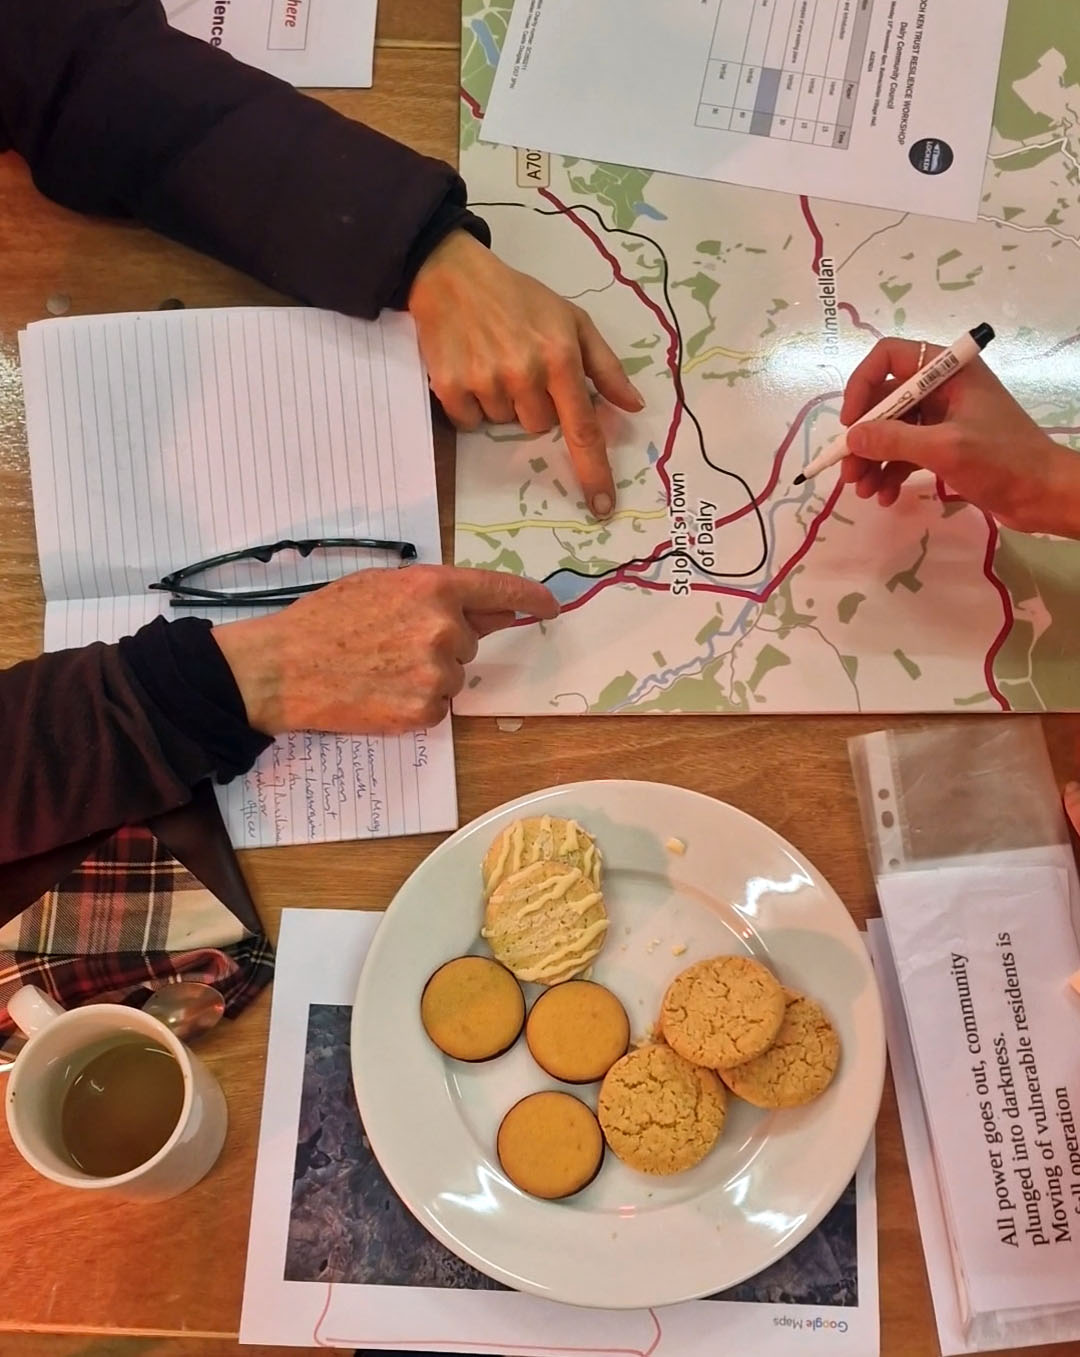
351 778 885 1308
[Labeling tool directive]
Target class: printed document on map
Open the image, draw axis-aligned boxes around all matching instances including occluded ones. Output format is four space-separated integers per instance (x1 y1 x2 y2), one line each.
164 0 375 86
482 0 1008 221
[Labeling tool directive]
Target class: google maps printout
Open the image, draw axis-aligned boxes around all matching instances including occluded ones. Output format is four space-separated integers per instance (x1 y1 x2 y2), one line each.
481 0 1008 222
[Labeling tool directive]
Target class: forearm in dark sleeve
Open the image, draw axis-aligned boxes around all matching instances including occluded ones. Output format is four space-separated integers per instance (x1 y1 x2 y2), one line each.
0 617 269 865
0 0 490 318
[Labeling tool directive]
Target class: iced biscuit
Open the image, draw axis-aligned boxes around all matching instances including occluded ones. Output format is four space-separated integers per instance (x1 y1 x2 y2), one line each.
482 816 602 898
482 860 608 985
719 993 840 1108
497 1091 604 1199
526 980 630 1083
420 956 525 1061
660 955 785 1069
598 1043 726 1175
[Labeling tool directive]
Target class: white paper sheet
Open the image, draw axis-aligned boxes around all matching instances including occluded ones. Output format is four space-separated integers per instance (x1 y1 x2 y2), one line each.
240 907 879 1354
868 919 1080 1354
877 862 1080 1316
481 0 1007 221
164 0 376 87
19 307 457 849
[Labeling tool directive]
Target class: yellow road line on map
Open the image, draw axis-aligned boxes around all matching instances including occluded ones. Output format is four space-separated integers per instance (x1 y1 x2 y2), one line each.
681 333 803 376
459 508 668 534
682 344 759 371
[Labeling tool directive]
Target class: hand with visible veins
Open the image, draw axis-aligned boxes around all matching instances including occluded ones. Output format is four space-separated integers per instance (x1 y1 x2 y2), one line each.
839 336 1080 536
212 564 558 734
407 229 645 522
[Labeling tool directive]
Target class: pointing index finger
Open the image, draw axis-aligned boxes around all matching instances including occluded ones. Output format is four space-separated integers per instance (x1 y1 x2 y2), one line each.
446 567 560 620
547 349 617 520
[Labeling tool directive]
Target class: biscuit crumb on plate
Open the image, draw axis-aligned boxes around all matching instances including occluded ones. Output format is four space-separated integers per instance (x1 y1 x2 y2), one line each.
665 837 686 855
671 943 687 957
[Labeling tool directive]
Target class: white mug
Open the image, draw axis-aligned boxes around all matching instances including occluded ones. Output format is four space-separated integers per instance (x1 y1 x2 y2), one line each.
4 985 227 1202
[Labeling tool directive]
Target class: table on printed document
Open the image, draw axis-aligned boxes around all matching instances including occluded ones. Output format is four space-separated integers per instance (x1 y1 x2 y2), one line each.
0 1 1078 1355
697 0 872 147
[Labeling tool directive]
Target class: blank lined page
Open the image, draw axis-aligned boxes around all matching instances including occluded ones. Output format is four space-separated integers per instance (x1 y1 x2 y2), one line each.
21 308 457 848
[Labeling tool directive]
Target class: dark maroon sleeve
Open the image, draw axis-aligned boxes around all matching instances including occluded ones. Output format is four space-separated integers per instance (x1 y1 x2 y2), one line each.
0 0 489 318
0 618 269 866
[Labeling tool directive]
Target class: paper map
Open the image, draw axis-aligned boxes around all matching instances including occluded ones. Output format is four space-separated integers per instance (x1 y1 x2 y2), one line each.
455 0 1080 715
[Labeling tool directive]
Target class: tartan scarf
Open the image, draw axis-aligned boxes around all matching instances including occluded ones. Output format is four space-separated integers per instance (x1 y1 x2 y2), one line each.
0 824 274 1046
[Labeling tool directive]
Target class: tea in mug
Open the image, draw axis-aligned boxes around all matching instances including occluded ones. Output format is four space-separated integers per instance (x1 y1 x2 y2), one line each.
61 1038 185 1177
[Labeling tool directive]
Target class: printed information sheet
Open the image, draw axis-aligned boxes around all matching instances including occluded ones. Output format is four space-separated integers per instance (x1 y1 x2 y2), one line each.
481 0 1008 220
879 861 1080 1315
165 0 375 86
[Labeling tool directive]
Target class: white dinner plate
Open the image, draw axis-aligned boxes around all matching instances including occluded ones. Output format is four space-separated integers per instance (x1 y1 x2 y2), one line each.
351 780 884 1309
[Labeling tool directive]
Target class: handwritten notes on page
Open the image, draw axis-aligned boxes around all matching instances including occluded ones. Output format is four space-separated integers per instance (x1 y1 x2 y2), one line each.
20 307 456 849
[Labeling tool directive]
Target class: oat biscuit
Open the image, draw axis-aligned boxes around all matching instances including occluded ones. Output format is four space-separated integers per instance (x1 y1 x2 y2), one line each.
660 955 785 1069
597 1043 727 1175
719 993 840 1108
482 815 602 898
526 980 630 1083
482 860 608 985
497 1091 604 1199
420 956 525 1061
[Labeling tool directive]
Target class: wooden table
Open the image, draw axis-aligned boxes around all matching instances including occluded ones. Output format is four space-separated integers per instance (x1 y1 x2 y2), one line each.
0 5 1075 1354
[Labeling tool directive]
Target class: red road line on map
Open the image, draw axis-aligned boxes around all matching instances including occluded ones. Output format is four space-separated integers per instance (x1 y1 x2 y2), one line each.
800 196 824 274
462 86 1026 709
934 478 1012 711
713 391 840 528
837 300 884 339
536 185 683 496
460 87 482 119
550 477 844 622
463 98 840 626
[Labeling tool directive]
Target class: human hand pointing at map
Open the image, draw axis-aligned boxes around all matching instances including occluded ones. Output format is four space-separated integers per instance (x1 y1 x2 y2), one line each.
213 565 559 736
407 229 645 522
839 336 1080 538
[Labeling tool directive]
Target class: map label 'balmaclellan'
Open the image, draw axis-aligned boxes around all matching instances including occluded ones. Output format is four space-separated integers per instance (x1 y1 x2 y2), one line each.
817 256 840 360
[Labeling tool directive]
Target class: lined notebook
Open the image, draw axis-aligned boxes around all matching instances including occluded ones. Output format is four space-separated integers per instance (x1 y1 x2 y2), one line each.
19 307 457 849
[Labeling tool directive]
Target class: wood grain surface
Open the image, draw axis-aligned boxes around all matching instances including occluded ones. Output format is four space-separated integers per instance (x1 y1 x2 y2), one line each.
0 6 1076 1354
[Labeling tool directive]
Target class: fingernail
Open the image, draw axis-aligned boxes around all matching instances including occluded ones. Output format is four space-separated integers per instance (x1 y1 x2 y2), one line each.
846 425 867 454
630 383 646 409
591 492 614 519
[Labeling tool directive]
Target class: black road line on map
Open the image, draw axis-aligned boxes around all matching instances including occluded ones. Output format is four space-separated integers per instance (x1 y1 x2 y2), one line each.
470 199 770 584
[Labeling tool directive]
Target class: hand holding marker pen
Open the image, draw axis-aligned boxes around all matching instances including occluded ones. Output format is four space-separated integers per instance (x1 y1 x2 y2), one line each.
793 323 996 486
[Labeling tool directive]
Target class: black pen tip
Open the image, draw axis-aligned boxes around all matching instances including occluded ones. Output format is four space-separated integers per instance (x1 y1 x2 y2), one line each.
970 322 995 349
793 473 806 486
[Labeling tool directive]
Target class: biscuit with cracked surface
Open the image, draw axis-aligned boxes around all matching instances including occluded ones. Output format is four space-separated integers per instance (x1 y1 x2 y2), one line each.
719 993 840 1107
660 956 785 1069
598 1043 726 1174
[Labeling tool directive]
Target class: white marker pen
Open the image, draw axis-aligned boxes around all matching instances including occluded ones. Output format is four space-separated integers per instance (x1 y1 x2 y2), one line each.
794 322 995 485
